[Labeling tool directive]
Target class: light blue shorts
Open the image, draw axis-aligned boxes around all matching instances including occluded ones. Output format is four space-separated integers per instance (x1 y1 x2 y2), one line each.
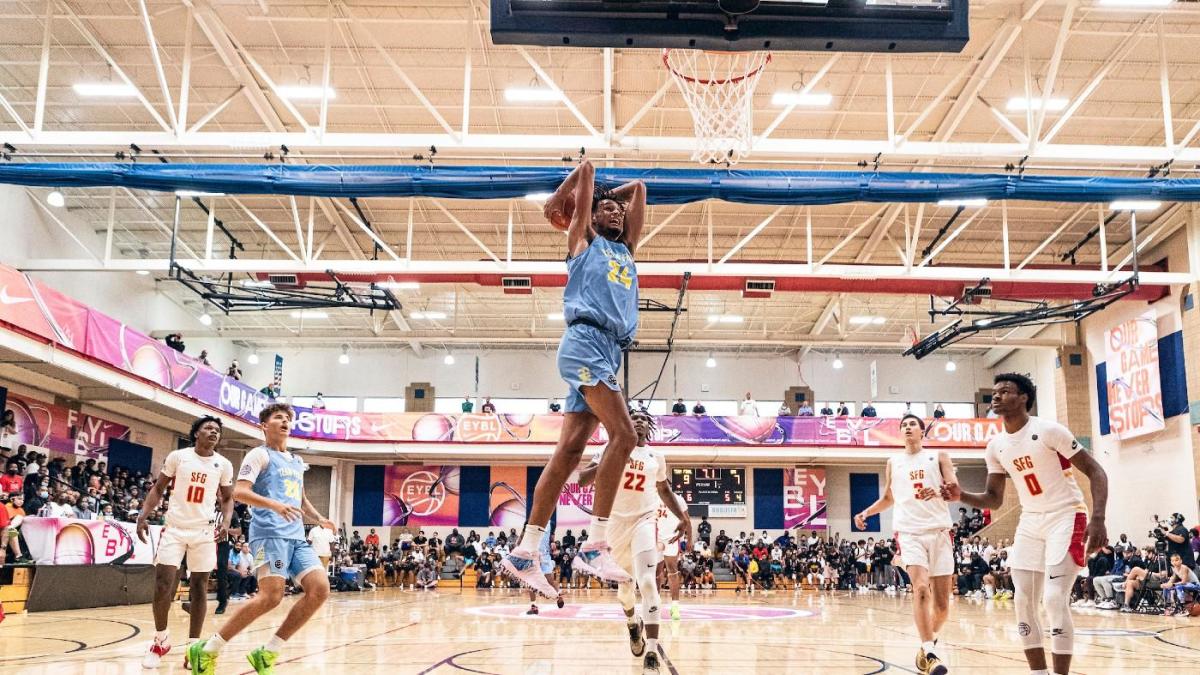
251 538 324 583
557 323 623 414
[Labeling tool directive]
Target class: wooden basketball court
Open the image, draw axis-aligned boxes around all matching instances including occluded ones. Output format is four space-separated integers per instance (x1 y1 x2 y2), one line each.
1 587 1194 673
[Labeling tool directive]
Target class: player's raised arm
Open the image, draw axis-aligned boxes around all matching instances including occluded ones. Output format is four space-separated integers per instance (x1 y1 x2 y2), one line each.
609 179 647 255
561 159 595 258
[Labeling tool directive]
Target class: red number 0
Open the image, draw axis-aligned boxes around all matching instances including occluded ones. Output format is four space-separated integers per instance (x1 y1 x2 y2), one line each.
186 485 205 504
622 471 646 492
1023 473 1044 496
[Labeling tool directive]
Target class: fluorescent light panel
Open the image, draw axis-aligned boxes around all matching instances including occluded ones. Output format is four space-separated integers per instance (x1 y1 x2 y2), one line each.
524 192 553 202
276 85 337 100
289 310 329 319
1110 200 1161 211
771 92 833 107
376 281 420 290
937 198 988 207
707 314 744 324
547 312 564 321
505 87 562 102
411 311 447 320
175 190 225 198
1096 0 1171 7
73 82 138 97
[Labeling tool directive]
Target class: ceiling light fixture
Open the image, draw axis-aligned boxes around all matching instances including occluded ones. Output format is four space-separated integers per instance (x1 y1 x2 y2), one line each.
339 345 350 365
46 191 65 208
443 352 456 365
945 359 957 372
936 198 988 207
1109 200 1161 211
247 353 260 365
276 85 337 100
770 92 833 107
504 87 562 102
198 313 213 326
289 310 329 319
73 82 138 97
832 354 844 369
547 312 564 321
135 270 150 276
411 311 447 320
706 353 717 368
175 190 225 198
524 192 553 202
376 281 420 290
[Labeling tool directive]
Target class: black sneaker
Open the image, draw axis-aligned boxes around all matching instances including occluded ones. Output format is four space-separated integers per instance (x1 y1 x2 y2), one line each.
214 604 227 615
556 596 565 609
526 604 539 615
627 617 646 656
643 651 660 674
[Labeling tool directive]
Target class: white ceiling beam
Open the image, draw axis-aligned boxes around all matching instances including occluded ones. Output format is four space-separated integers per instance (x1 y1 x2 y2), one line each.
603 48 614 143
615 79 671 142
187 0 284 133
31 259 1188 286
717 206 785 265
58 1 172 133
330 198 404 262
1031 0 1076 145
757 54 840 144
120 187 201 260
1015 204 1089 270
136 0 179 134
230 197 302 261
1158 16 1174 151
917 207 988 267
637 202 690 250
515 47 600 138
29 190 101 261
178 6 194 132
33 0 52 133
978 96 1028 145
187 86 244 134
0 89 30 135
318 3 334 138
428 199 502 264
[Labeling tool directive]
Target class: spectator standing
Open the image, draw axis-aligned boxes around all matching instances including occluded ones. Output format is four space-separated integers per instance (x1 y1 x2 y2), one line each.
861 401 878 418
1 409 16 449
671 399 687 415
1164 513 1195 568
226 360 242 381
797 402 814 416
308 522 336 570
461 396 474 413
548 398 561 413
933 404 946 419
480 398 496 414
313 393 325 410
365 528 381 549
692 401 707 415
198 350 211 367
739 393 758 416
165 334 185 353
837 402 850 417
0 463 23 495
697 516 712 546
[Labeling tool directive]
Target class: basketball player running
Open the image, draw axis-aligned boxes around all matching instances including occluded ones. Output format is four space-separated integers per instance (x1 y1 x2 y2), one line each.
525 527 565 615
854 414 955 675
579 410 690 674
138 416 235 669
189 404 336 675
657 495 685 620
944 373 1108 675
502 159 646 596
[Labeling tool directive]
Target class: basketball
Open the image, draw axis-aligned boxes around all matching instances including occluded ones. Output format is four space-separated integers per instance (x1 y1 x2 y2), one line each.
548 194 575 231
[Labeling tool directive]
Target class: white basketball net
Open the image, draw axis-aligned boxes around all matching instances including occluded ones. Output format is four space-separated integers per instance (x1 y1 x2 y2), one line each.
664 49 771 165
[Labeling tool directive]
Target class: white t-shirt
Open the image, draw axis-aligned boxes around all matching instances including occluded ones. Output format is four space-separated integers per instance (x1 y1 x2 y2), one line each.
162 447 234 530
605 444 668 519
984 416 1087 514
888 448 953 534
307 525 336 556
739 399 757 416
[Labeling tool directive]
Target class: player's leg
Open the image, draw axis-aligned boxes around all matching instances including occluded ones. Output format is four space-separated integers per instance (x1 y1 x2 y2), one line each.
664 554 681 619
1011 568 1049 673
618 580 645 656
1045 559 1080 675
632 545 664 673
908 565 936 643
193 539 288 674
247 544 331 674
187 572 210 639
143 563 180 668
573 381 637 581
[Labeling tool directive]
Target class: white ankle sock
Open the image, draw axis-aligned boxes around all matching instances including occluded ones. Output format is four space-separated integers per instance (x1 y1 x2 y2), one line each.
922 640 936 654
590 517 608 543
516 524 545 554
202 635 225 654
646 637 658 655
154 630 169 643
266 634 286 654
1031 670 1048 675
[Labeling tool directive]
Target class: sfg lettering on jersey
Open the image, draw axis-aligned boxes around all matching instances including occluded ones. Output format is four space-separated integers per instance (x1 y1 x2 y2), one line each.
908 469 926 481
1012 455 1035 472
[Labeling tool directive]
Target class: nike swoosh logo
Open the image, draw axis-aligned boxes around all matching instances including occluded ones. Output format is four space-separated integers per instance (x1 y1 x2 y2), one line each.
1049 574 1064 579
0 287 33 305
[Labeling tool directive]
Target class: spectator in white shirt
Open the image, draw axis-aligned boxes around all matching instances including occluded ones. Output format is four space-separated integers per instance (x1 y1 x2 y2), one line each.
308 522 337 570
739 392 758 416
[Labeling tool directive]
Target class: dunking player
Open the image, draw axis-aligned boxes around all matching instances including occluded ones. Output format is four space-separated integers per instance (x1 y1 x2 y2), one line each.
944 374 1108 675
854 414 955 675
524 527 566 615
189 403 336 675
138 416 234 669
657 492 685 620
502 159 646 595
579 410 690 674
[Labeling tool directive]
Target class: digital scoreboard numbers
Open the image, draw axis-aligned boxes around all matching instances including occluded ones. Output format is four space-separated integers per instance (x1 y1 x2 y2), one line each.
671 467 746 505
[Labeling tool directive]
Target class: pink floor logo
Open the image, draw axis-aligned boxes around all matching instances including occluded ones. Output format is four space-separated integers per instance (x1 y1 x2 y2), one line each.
464 603 814 622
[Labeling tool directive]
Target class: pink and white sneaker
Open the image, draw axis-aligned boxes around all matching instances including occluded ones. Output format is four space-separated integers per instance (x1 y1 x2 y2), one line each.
573 542 632 583
141 638 170 669
500 551 559 599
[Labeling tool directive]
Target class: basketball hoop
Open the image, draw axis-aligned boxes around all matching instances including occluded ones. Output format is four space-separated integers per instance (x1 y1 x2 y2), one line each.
663 49 771 165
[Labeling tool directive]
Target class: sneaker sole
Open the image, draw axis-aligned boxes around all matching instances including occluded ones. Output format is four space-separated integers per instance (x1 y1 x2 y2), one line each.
929 665 948 675
499 559 559 599
572 556 632 583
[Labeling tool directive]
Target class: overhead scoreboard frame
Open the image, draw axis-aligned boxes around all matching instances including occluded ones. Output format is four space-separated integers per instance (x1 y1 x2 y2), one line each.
491 0 969 54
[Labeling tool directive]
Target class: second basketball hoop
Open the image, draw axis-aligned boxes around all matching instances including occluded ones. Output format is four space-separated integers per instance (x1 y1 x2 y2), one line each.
663 49 770 165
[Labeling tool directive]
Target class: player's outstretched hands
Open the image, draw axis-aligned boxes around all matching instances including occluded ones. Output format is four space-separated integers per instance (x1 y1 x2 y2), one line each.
543 191 575 229
853 512 867 531
940 482 962 501
136 516 151 544
273 501 304 522
1085 515 1108 555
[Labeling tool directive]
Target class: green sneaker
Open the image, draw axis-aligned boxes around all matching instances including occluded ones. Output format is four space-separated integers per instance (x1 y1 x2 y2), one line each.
670 603 681 621
187 640 217 675
247 646 280 674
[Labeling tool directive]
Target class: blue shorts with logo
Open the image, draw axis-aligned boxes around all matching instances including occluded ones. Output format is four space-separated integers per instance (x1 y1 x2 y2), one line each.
557 323 623 414
252 537 324 583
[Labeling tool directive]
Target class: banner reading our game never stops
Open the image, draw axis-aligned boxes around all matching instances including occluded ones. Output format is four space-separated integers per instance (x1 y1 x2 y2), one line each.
1105 311 1165 440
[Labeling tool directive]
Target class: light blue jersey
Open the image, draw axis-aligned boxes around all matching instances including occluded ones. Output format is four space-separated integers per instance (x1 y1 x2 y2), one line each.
240 445 307 542
563 236 639 343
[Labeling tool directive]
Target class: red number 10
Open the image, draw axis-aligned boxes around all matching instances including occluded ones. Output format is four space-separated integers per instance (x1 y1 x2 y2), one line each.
186 485 205 504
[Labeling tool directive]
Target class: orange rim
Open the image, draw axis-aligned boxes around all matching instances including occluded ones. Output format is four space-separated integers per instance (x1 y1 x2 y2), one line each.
662 49 771 86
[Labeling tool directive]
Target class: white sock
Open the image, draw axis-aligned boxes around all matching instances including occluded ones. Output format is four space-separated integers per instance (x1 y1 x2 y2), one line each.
1031 670 1048 675
515 524 545 554
626 613 637 626
202 635 226 655
266 634 286 654
590 517 608 543
154 630 169 644
922 640 936 655
646 637 658 655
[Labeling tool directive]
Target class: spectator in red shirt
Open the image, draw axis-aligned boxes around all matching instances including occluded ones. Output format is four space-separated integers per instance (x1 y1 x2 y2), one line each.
365 528 380 549
0 464 22 496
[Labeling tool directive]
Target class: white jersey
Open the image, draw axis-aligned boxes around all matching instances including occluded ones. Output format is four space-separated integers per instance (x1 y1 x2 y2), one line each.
657 498 681 543
607 444 667 519
984 416 1086 515
889 448 953 534
161 447 234 530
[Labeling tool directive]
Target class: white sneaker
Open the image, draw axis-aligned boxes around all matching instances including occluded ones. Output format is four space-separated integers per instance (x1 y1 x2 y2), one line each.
573 543 632 583
142 639 170 669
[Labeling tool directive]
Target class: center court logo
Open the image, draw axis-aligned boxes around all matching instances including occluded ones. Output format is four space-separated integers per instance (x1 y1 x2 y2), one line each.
464 603 813 622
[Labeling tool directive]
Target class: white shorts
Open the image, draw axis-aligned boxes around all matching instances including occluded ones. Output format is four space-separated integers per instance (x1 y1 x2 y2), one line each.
895 529 954 577
1010 510 1087 573
155 526 216 573
609 513 658 574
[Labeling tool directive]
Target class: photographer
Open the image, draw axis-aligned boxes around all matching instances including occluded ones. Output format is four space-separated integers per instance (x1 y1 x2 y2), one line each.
1157 513 1195 569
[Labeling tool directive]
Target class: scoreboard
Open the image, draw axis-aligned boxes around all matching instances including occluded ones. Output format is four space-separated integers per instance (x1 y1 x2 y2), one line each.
671 467 746 506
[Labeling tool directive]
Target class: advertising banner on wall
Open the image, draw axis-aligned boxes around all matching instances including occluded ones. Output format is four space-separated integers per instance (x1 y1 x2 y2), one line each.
21 517 163 565
1105 311 1165 440
488 466 527 530
4 391 130 458
556 470 594 532
783 468 827 530
382 465 460 527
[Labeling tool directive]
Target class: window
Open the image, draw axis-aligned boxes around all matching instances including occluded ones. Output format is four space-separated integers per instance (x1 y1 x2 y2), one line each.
874 402 926 418
940 402 976 419
817 401 856 416
362 398 406 413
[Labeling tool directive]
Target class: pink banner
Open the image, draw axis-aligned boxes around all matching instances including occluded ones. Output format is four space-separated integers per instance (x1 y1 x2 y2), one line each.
382 465 460 527
4 391 130 458
556 470 594 531
784 468 827 530
20 517 162 565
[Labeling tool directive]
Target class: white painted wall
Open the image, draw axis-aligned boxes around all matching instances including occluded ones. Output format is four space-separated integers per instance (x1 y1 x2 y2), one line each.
989 347 1060 417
